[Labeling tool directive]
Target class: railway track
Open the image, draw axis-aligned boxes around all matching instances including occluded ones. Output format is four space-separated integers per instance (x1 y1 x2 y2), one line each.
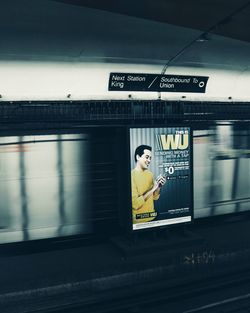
5 267 250 313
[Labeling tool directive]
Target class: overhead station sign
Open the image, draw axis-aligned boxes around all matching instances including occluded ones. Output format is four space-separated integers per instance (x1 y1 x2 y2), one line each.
109 73 209 93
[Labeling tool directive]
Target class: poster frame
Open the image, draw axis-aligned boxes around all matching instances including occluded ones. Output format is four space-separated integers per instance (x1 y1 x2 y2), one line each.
127 124 194 233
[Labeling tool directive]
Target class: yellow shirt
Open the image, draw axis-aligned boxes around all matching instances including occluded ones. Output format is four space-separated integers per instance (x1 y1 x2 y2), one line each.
131 169 160 224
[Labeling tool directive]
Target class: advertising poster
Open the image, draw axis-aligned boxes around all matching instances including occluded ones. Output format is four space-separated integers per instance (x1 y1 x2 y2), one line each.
130 127 192 230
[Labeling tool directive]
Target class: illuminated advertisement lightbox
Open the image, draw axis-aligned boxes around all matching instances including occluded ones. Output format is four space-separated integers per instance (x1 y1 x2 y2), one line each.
130 127 193 231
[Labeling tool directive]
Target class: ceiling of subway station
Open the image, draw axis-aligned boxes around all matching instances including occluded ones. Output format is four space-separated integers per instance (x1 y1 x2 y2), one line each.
55 0 250 43
0 0 249 67
1 0 250 101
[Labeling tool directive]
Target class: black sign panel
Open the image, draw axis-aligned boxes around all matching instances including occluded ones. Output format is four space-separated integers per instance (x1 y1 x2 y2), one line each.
109 73 209 93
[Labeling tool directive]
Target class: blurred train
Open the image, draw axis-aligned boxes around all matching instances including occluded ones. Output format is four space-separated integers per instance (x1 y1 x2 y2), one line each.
0 111 249 245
